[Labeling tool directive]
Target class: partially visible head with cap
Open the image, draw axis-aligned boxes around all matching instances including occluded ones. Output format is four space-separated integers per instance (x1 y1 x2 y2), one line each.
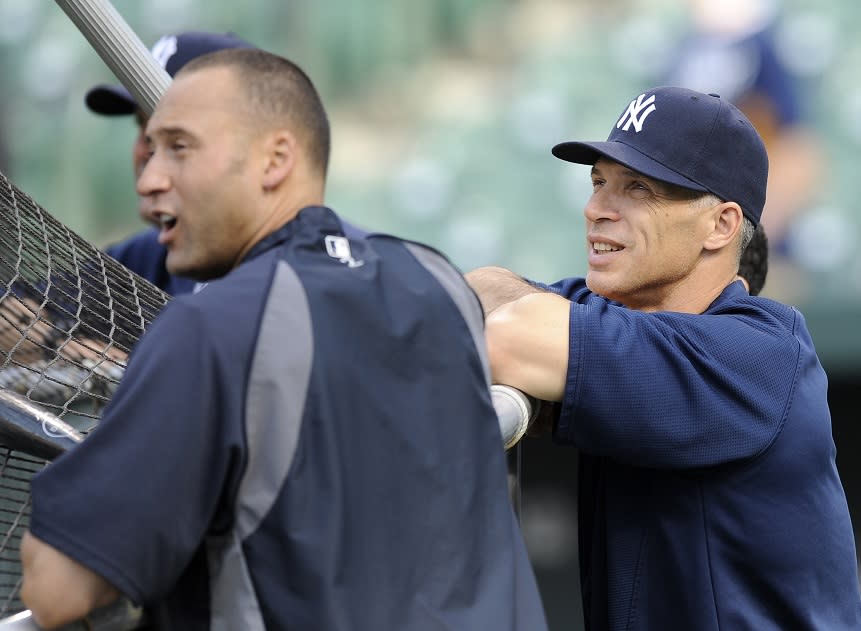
553 86 768 225
552 86 769 311
85 31 255 116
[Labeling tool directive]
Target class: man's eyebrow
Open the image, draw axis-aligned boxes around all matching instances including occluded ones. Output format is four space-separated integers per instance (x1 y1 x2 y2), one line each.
145 126 198 146
149 126 189 139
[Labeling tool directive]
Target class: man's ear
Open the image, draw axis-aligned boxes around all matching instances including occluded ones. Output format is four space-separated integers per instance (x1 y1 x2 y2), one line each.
261 129 297 191
703 202 743 252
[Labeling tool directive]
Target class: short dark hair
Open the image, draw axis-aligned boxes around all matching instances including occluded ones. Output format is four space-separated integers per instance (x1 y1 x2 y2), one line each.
738 223 769 296
179 48 331 176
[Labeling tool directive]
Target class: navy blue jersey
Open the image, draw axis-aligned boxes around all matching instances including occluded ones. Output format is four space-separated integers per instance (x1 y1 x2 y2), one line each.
538 277 861 630
31 206 547 631
105 227 196 296
105 222 369 297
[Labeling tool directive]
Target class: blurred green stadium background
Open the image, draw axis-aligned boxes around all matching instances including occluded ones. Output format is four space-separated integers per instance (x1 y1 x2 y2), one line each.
3 0 860 368
1 1 860 628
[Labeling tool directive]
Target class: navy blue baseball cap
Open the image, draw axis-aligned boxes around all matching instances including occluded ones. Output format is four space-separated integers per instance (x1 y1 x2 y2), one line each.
85 31 255 115
552 86 769 225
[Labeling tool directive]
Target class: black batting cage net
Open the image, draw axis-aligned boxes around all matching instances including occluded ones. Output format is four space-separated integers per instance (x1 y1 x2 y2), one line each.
0 169 169 613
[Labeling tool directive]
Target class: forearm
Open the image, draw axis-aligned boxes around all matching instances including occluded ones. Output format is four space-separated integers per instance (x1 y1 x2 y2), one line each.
464 266 544 316
21 531 121 629
484 292 570 402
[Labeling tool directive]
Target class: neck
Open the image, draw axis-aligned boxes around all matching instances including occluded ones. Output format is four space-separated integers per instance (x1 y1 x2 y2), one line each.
233 183 324 267
621 264 740 314
637 279 735 314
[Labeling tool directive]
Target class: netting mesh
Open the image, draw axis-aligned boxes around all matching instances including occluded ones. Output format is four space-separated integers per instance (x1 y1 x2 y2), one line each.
0 170 169 613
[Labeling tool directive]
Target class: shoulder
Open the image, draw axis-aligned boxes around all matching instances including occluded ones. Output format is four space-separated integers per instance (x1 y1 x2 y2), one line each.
535 277 605 305
104 228 196 296
143 256 278 355
704 289 802 338
104 227 162 260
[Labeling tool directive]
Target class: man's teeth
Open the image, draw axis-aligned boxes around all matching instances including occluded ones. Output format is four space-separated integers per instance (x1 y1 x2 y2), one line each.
160 216 177 229
593 242 621 252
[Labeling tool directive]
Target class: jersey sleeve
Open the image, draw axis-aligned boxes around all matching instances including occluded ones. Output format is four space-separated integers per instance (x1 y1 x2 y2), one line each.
555 298 801 470
529 276 591 299
29 299 245 605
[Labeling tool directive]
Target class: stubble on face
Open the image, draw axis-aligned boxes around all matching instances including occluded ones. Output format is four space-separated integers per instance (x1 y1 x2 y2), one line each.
144 67 267 282
583 162 710 310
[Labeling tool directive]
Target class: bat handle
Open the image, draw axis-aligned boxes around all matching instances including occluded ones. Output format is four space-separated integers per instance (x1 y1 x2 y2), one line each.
0 598 144 630
491 384 539 450
52 0 170 115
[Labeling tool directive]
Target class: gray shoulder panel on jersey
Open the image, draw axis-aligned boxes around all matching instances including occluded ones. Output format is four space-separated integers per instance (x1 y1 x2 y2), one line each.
207 260 313 630
404 242 490 385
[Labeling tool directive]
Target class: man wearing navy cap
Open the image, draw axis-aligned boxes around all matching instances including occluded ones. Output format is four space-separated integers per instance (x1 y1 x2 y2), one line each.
88 31 254 296
468 86 861 629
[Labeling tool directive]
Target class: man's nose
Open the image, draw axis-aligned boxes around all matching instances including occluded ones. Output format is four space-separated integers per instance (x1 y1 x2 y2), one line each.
583 191 621 223
136 150 169 198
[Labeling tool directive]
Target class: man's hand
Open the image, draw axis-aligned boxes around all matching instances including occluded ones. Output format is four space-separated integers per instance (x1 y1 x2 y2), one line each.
21 531 121 629
464 266 541 316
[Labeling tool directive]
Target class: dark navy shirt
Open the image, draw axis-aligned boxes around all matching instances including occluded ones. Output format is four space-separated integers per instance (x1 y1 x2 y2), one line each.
32 207 547 630
105 228 196 296
539 277 861 630
106 222 369 298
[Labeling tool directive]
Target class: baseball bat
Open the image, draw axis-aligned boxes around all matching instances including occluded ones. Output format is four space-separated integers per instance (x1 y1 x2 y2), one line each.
52 0 170 116
491 384 538 450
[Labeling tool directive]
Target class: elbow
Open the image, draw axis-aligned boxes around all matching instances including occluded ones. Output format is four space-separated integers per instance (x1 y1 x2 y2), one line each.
20 531 117 629
25 604 76 631
22 576 105 630
21 573 81 630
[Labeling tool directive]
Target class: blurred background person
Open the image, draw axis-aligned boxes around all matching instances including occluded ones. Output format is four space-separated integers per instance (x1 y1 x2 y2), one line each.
664 0 824 300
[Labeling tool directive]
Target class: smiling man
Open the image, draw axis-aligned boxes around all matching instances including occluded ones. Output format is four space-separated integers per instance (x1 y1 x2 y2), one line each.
20 49 547 630
467 86 861 630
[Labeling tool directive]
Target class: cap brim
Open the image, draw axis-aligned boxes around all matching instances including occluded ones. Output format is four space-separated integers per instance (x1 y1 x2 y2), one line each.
552 140 709 193
85 84 137 116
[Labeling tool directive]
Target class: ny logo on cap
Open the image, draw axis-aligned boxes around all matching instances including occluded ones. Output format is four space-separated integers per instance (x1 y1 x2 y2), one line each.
616 93 656 133
150 35 178 69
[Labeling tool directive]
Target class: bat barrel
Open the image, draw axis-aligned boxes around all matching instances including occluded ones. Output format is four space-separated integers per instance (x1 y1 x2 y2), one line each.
491 384 538 450
52 0 170 115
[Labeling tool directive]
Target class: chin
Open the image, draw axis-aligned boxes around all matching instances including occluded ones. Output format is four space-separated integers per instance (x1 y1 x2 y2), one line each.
585 274 628 303
585 271 610 295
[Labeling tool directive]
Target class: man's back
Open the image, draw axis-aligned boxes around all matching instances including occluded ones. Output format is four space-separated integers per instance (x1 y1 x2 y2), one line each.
32 207 547 630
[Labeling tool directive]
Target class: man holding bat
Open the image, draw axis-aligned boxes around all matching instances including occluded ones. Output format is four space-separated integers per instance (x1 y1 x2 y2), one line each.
468 86 861 629
20 49 547 630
